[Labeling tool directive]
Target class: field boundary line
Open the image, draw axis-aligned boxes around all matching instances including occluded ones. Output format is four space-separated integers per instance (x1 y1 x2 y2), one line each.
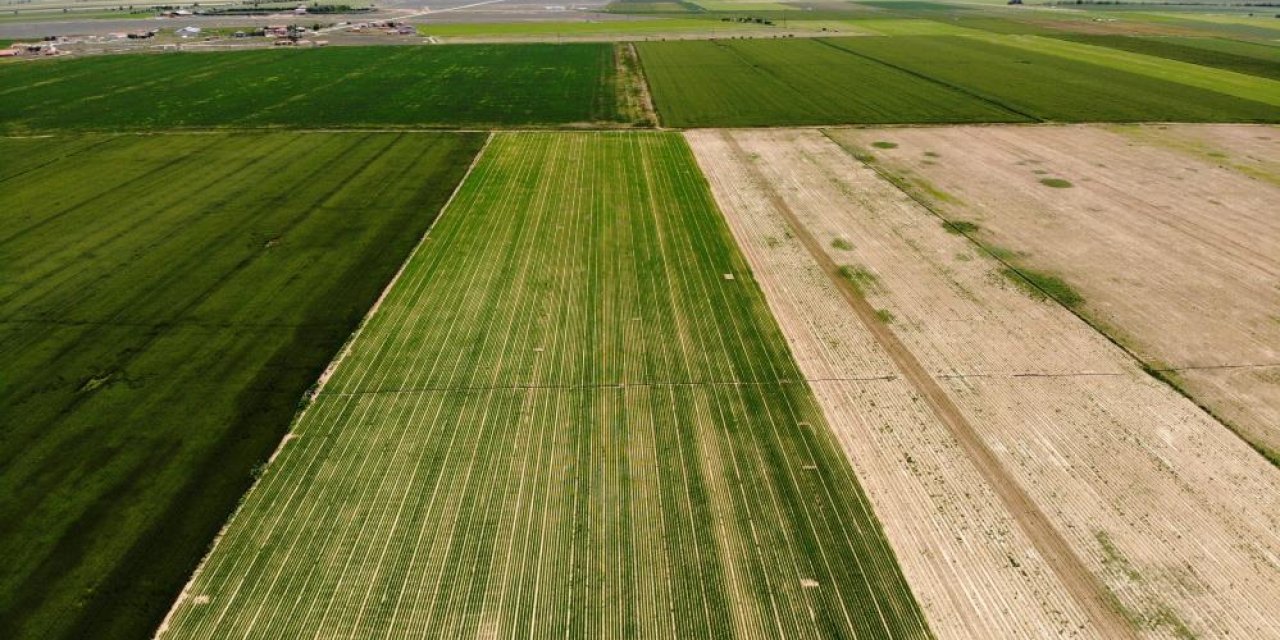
623 42 662 128
630 43 669 130
822 128 1280 468
716 129 1138 639
151 131 495 639
810 38 1043 124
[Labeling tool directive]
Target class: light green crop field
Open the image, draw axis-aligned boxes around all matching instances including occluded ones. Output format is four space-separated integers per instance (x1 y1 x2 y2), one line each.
159 132 932 639
854 18 987 35
981 34 1280 108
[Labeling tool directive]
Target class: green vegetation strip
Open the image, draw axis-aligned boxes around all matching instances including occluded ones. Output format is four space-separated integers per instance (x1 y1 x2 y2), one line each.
0 131 484 640
160 132 932 639
0 44 629 132
637 38 1025 127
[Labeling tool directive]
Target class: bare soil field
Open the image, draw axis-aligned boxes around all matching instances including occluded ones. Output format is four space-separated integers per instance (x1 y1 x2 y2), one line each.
688 128 1280 639
1114 123 1280 188
829 124 1280 463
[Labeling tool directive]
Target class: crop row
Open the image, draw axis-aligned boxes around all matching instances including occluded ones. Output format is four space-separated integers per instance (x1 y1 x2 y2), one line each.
160 132 932 639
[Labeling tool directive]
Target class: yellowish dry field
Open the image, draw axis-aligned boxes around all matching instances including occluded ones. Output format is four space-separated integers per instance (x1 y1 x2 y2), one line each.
830 124 1280 463
688 128 1280 640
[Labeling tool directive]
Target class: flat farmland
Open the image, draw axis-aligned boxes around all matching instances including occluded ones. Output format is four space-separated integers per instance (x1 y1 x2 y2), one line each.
824 36 1280 123
1054 35 1280 81
0 44 629 133
0 131 484 640
636 36 1280 128
980 35 1280 109
159 132 932 639
832 124 1280 462
689 128 1280 638
635 38 1026 127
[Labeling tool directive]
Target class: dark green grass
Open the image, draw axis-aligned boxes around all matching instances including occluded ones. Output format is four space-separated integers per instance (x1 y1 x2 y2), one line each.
942 219 980 234
0 131 483 640
1053 34 1280 81
636 38 1026 127
1039 177 1073 188
825 36 1280 122
0 44 624 132
1000 266 1085 308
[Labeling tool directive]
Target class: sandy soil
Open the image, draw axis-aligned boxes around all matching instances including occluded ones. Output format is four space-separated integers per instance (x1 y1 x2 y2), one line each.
689 128 1280 639
831 124 1280 461
1114 123 1280 188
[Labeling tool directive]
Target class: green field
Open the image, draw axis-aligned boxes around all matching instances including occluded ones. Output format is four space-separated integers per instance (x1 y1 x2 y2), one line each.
0 44 627 132
1052 35 1280 81
0 131 483 640
982 34 1280 108
159 132 932 639
826 36 1280 122
637 38 1026 127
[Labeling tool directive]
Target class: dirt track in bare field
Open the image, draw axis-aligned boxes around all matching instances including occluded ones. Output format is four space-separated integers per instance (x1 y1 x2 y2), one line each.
829 124 1280 462
690 127 1280 640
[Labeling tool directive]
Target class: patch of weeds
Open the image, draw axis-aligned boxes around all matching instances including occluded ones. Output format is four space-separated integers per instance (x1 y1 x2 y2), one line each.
764 235 780 248
954 252 972 262
871 141 898 149
1096 530 1143 583
875 308 895 324
912 175 959 204
78 372 117 394
942 220 980 235
1039 177 1073 188
986 245 1021 261
923 151 940 158
1093 534 1200 640
830 237 853 251
837 264 880 293
1000 266 1083 308
1150 606 1199 640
